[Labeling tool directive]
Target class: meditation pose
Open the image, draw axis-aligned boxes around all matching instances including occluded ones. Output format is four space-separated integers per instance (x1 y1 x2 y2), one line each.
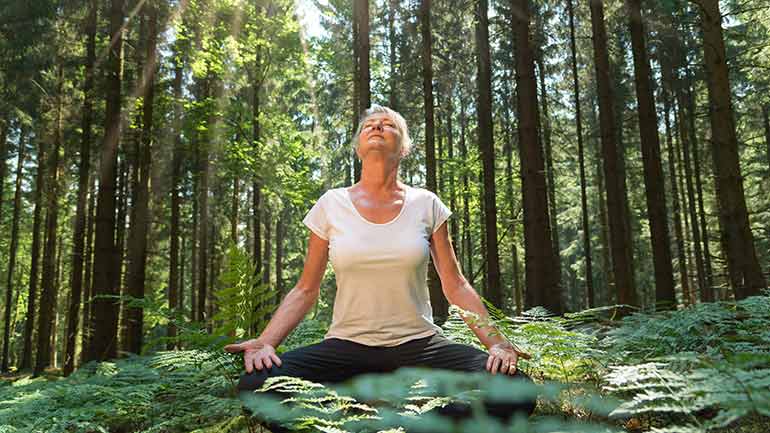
226 104 536 431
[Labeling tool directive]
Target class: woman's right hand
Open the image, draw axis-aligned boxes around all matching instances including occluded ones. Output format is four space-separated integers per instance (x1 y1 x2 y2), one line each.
224 339 282 373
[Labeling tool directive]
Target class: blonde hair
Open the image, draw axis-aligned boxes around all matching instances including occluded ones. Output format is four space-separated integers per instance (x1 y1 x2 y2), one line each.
352 104 413 159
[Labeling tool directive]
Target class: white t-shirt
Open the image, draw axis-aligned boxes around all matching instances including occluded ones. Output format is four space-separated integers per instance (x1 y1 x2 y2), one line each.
302 184 453 346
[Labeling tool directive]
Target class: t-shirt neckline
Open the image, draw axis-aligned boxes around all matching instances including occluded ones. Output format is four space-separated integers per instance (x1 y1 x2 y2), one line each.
344 184 409 226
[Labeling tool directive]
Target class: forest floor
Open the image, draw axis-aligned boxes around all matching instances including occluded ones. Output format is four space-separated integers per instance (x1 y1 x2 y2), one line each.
1 294 769 433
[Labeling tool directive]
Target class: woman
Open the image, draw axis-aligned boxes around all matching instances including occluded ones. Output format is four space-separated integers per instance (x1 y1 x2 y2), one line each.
226 105 536 430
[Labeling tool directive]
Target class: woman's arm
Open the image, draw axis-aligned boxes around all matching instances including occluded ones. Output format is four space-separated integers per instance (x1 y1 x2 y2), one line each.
429 221 529 374
225 231 329 372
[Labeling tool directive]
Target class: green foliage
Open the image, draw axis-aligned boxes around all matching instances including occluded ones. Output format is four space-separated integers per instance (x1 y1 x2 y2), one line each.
213 243 277 338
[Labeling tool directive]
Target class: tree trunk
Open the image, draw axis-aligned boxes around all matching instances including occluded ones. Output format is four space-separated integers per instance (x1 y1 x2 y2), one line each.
661 60 691 308
275 208 287 298
513 0 560 314
420 0 448 322
388 0 398 110
675 88 708 302
459 96 473 285
168 54 183 348
124 2 157 354
536 47 562 303
198 81 210 323
764 105 770 175
80 173 96 364
567 0 594 308
64 0 97 375
353 0 370 182
589 0 636 307
2 127 26 371
35 63 64 375
476 0 502 308
87 0 124 362
685 74 714 297
674 100 696 304
262 204 272 286
21 139 46 370
626 0 676 309
695 0 767 298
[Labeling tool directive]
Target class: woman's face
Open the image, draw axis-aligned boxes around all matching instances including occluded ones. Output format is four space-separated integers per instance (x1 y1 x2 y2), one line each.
357 113 403 162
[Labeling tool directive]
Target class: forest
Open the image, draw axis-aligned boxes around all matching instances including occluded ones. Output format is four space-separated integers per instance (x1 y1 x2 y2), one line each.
0 0 769 431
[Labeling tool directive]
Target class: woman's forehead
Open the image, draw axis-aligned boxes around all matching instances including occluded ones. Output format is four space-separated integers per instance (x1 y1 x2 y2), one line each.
364 113 395 122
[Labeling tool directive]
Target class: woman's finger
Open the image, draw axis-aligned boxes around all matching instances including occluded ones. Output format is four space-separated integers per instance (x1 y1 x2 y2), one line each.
486 354 494 372
244 353 254 373
491 356 503 374
224 342 244 353
263 356 273 370
253 356 264 372
270 353 282 367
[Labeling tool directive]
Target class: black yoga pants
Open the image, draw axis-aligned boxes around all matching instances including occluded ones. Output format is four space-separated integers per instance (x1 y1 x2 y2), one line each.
236 332 537 432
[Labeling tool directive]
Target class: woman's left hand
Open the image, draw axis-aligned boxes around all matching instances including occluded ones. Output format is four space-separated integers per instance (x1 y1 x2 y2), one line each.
486 342 522 375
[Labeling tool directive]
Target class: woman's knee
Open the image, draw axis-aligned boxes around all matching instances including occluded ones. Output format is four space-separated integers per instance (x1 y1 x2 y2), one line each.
237 369 269 391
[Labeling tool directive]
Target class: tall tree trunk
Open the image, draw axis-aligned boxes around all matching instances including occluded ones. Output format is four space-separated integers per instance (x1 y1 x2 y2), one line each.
64 0 97 375
459 96 473 285
168 54 183 348
536 47 562 301
676 89 708 302
88 0 125 362
420 0 448 322
589 0 636 307
567 0 594 308
447 87 458 247
674 100 696 304
388 0 398 110
80 174 96 363
231 178 239 244
476 0 502 308
762 105 770 177
626 0 676 309
2 127 26 371
116 144 129 348
252 53 262 282
198 80 210 323
125 2 157 354
275 208 287 298
353 0 370 182
35 63 64 375
694 0 767 297
191 142 198 321
686 74 714 296
661 64 691 307
513 0 560 314
262 204 271 286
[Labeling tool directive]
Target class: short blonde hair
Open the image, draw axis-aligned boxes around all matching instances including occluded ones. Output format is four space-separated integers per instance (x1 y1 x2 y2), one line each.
352 104 413 158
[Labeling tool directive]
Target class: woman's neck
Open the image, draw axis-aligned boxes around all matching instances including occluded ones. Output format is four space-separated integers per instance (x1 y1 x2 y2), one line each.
356 160 403 197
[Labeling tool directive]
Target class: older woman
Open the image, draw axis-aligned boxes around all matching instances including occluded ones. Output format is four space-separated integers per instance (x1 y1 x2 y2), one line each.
226 105 536 430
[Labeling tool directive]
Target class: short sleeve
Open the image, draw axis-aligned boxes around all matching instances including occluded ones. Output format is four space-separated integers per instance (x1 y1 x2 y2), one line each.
303 192 331 240
431 193 453 233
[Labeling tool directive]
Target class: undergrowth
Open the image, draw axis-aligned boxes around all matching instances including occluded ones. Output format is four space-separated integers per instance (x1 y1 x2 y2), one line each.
1 295 768 432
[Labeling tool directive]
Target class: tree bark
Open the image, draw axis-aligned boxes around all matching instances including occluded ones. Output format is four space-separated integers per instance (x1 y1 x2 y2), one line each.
353 0 370 182
762 105 770 177
168 51 183 349
80 173 96 363
197 80 210 322
420 0 448 322
513 0 560 314
124 2 157 354
694 0 766 298
535 45 562 303
476 0 502 308
567 0 594 308
388 0 398 110
87 0 125 362
589 0 636 307
626 0 676 309
661 59 691 307
459 95 473 285
35 63 64 375
2 127 26 371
